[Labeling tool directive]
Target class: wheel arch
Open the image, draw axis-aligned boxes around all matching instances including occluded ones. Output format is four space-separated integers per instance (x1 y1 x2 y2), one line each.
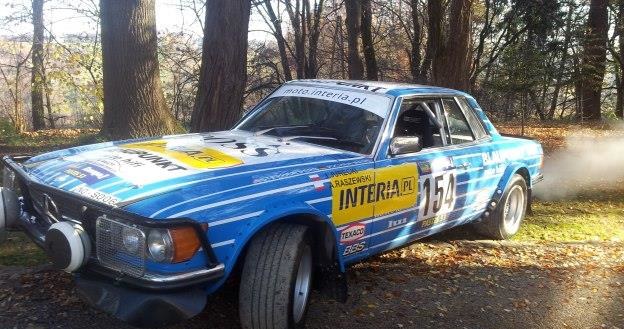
494 162 532 205
216 206 343 290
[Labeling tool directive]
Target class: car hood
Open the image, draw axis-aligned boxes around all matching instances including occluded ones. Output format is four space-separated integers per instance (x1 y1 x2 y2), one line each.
22 130 357 207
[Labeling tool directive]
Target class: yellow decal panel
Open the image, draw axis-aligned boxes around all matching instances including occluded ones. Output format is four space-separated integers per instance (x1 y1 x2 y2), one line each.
331 170 376 225
330 164 418 226
374 164 418 217
123 140 243 169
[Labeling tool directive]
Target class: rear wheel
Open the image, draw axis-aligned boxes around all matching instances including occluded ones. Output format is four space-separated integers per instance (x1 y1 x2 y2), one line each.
474 174 528 240
239 223 313 329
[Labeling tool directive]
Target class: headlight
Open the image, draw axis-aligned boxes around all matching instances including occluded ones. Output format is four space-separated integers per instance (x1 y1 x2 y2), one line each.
97 215 202 269
2 166 16 190
96 216 147 278
147 229 173 263
121 226 142 254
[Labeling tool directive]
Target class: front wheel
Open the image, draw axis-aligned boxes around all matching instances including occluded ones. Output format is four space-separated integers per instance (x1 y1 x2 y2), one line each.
239 223 313 329
474 174 528 239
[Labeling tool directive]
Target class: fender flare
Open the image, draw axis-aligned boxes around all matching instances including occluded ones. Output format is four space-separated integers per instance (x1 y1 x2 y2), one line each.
205 203 343 293
493 162 532 205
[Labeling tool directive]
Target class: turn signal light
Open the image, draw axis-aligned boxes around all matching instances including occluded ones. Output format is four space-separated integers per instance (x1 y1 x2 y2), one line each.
169 226 201 263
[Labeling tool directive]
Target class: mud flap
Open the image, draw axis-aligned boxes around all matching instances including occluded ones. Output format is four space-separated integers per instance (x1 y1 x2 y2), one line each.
526 188 533 215
316 263 348 303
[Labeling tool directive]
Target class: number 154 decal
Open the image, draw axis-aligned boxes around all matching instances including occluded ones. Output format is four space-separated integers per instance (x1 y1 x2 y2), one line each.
418 171 457 220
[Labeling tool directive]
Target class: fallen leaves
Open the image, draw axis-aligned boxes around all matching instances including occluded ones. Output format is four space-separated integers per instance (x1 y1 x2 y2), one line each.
495 120 624 154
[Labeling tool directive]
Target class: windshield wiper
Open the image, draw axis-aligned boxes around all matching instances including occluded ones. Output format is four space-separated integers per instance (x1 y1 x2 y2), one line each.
254 125 310 136
280 135 338 142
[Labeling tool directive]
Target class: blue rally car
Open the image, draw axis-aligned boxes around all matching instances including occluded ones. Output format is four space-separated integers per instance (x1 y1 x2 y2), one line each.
0 80 543 328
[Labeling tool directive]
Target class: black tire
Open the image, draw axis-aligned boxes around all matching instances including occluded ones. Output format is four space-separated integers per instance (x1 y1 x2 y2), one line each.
239 223 313 329
474 174 528 240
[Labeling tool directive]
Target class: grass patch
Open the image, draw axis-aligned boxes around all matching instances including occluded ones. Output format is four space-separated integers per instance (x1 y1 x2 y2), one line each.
515 190 624 242
0 232 47 266
2 129 100 149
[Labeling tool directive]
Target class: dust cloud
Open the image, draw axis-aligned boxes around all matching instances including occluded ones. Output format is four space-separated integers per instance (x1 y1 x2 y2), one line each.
533 125 624 201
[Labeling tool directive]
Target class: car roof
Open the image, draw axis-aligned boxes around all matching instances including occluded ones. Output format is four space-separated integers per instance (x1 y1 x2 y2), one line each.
286 79 469 98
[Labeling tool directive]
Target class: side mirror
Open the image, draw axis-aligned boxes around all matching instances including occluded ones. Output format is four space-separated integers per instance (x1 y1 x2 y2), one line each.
389 136 422 155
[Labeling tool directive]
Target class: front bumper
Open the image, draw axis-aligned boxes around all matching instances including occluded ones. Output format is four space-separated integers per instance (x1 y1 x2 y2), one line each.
76 272 208 327
532 173 544 186
1 155 226 324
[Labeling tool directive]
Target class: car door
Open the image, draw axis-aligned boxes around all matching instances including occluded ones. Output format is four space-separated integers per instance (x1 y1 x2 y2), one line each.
446 96 501 218
437 97 493 224
367 96 488 254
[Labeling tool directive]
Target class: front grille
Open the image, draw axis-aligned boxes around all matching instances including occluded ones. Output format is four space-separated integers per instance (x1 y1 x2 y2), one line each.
29 188 85 223
96 216 146 278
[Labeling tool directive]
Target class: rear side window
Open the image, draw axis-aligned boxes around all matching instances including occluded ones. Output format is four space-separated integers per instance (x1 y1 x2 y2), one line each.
457 98 488 139
442 99 475 144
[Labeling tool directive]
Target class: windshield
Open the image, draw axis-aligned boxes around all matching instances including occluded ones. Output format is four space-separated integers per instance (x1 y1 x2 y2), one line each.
238 85 391 154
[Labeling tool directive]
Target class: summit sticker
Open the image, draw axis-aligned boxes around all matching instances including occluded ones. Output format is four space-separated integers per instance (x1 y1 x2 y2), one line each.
123 140 244 169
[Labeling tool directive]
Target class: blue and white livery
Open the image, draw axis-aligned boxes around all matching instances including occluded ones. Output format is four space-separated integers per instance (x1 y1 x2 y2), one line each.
0 80 543 328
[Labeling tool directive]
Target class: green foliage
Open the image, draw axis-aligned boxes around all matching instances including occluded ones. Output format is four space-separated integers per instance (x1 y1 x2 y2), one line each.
516 191 624 242
0 118 19 144
0 232 47 266
1 129 99 148
487 0 565 92
77 132 109 145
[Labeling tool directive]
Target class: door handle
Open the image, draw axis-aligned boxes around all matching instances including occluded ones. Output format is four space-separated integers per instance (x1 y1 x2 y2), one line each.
453 162 471 170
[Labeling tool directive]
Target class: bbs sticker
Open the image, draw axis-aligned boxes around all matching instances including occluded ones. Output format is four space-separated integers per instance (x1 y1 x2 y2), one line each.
343 241 366 256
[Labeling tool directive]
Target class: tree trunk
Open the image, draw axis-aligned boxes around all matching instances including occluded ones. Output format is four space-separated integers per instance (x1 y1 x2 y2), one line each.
285 0 306 79
262 0 293 81
617 0 624 119
190 0 251 132
425 0 443 84
434 0 473 90
344 0 364 79
573 54 583 119
31 0 45 131
549 2 574 120
409 0 424 83
337 15 348 79
361 0 378 80
616 74 624 119
100 0 177 139
470 0 491 88
305 0 325 78
580 0 608 121
44 74 55 129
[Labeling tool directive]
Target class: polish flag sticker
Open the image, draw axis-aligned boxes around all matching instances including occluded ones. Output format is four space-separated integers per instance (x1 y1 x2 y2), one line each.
309 174 325 191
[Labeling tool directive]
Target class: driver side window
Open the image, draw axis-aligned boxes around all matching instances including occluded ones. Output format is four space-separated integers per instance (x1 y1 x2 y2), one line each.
393 99 445 149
